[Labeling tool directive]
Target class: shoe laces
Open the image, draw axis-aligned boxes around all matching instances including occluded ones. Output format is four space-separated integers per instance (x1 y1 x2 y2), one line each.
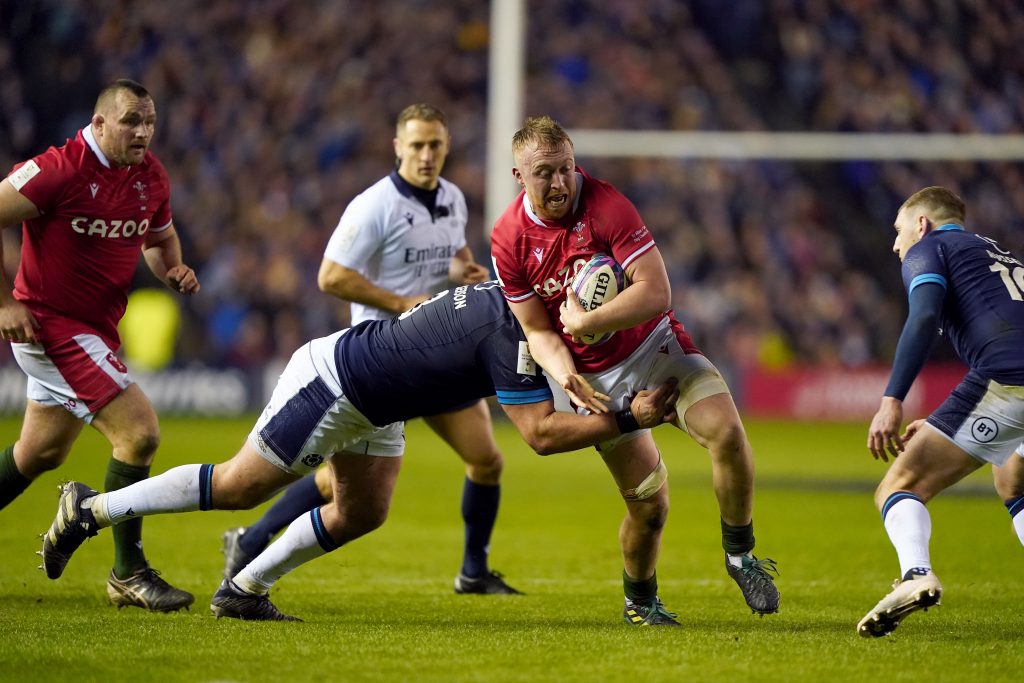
740 557 779 584
633 597 678 622
130 565 172 588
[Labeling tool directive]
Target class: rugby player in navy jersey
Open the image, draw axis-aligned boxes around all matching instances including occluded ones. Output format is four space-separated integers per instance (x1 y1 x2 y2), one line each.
223 103 517 596
859 186 1024 637
40 283 679 621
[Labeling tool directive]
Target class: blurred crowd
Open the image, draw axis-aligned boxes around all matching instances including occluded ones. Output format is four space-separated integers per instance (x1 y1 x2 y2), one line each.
2 0 1023 389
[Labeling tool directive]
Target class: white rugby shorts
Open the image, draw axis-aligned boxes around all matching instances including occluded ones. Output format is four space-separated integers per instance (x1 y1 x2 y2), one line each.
928 371 1024 466
249 330 405 475
11 334 133 423
548 316 731 452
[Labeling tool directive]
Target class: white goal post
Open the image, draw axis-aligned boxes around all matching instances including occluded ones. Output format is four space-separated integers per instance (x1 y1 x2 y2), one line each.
484 0 1024 229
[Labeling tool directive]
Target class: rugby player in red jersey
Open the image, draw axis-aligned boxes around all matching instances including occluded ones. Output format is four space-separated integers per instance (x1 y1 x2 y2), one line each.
490 115 779 626
0 79 198 612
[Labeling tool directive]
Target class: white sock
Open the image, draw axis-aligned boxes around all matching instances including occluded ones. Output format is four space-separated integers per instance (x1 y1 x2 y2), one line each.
882 495 932 577
232 509 336 595
726 552 752 568
90 464 207 527
1011 510 1024 546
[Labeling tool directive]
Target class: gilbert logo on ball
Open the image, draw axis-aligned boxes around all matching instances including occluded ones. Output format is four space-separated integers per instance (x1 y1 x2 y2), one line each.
569 253 626 345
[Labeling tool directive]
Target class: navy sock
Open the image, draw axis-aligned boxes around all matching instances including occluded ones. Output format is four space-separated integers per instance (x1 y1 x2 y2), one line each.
460 478 500 578
1004 495 1024 518
240 473 325 557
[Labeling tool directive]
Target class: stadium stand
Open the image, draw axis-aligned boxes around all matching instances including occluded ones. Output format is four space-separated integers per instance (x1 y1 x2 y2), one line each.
1 0 1021 408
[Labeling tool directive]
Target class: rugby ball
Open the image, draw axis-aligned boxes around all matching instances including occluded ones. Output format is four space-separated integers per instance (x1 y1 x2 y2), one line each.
569 253 626 345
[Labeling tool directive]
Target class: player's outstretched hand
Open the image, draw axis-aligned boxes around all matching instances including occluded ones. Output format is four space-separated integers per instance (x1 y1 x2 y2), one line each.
167 264 200 295
563 373 610 413
867 396 904 462
902 418 926 442
630 377 680 429
0 298 40 344
450 259 490 285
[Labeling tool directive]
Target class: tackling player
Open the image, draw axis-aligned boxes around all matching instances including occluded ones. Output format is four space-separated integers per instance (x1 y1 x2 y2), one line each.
39 283 679 621
490 116 780 626
221 104 517 595
0 79 199 611
859 186 1024 637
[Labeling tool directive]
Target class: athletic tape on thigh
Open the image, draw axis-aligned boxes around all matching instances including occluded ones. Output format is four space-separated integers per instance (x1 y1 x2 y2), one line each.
620 457 668 501
676 367 730 433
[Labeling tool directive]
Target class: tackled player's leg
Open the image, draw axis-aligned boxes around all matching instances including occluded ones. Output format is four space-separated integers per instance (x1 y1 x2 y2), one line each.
600 432 679 627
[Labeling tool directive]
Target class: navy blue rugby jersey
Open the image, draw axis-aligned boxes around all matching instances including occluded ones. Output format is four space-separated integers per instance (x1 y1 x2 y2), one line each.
902 225 1024 384
335 281 552 425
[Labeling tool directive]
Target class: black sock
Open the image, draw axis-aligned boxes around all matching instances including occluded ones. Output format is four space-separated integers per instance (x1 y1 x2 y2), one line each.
0 444 31 510
106 458 151 578
623 570 658 604
721 518 755 555
460 478 500 578
241 473 326 557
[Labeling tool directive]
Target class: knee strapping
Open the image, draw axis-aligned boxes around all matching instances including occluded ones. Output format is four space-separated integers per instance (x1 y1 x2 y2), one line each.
620 457 668 501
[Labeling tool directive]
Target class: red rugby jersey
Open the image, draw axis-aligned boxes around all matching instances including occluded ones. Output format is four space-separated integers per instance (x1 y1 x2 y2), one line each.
6 126 173 348
490 167 671 373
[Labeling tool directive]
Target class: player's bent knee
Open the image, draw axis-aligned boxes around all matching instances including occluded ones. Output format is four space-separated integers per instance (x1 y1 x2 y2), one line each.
25 445 72 471
620 457 668 502
118 430 161 464
332 501 390 537
465 455 503 483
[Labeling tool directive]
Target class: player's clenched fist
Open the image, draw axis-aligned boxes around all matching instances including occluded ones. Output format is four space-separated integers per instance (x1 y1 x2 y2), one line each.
166 264 200 295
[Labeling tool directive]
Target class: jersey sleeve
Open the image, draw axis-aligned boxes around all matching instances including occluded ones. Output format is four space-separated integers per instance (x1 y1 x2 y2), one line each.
593 188 656 270
6 148 72 213
323 190 387 268
149 160 173 231
482 325 553 404
490 219 535 302
901 239 949 298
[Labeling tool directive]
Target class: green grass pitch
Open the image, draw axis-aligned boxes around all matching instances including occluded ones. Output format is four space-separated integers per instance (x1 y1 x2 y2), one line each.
0 415 1021 682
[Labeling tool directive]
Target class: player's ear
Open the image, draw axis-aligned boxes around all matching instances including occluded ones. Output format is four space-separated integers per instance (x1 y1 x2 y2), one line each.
512 167 524 187
393 137 402 161
91 112 105 133
917 214 932 236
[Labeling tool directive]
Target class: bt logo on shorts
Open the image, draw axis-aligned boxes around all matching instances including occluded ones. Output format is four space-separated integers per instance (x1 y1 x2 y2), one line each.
71 216 151 239
301 453 324 468
971 417 999 443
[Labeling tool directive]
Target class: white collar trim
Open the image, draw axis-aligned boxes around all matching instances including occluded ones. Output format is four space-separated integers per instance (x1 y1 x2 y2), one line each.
82 124 111 169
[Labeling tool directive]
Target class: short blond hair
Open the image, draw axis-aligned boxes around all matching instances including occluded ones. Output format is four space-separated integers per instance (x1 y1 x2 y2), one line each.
512 115 573 158
901 186 966 224
395 103 448 134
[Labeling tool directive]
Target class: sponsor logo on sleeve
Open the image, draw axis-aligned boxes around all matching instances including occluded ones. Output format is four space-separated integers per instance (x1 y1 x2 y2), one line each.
516 341 537 376
7 160 41 191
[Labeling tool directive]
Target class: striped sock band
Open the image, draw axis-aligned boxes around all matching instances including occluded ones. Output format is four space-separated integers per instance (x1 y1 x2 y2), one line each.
198 464 215 510
881 491 922 520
